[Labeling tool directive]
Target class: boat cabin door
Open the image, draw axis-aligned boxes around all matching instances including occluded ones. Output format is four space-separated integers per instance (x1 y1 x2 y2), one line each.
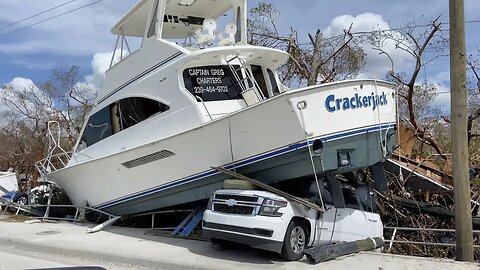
226 59 282 106
249 64 282 99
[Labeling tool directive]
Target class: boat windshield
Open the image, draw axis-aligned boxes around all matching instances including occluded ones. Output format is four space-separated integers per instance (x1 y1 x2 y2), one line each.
183 65 243 102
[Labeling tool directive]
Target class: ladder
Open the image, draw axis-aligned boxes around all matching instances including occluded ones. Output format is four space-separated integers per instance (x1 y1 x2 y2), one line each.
226 56 265 105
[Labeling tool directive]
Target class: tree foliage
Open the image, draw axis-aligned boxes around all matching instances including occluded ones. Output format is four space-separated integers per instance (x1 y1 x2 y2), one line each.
0 66 95 177
371 16 480 168
375 18 449 160
247 3 366 87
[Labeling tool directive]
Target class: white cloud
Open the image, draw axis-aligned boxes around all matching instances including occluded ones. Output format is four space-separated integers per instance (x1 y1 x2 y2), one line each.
51 48 130 107
0 0 139 56
324 13 389 37
429 71 451 111
324 13 413 79
0 77 41 120
432 83 450 111
7 58 54 70
67 50 115 107
0 76 90 129
1 50 125 116
2 77 48 107
5 77 36 92
84 49 127 91
68 81 97 107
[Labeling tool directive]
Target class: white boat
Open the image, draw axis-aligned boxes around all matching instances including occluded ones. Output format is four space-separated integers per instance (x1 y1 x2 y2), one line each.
0 170 18 195
36 0 397 215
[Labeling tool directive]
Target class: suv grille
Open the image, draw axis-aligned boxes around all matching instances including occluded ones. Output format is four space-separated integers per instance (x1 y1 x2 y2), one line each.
214 194 259 202
213 203 255 215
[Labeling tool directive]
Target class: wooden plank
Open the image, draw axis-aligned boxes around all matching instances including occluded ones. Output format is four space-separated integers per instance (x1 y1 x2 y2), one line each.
392 195 454 217
212 167 324 212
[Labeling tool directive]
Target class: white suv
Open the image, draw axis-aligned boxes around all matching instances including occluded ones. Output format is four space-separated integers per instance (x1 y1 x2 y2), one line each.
203 187 383 260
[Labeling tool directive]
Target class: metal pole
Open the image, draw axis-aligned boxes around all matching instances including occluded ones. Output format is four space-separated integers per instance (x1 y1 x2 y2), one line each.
43 189 53 221
449 0 474 261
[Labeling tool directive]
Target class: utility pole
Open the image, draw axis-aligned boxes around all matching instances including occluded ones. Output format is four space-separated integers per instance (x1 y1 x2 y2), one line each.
449 0 474 262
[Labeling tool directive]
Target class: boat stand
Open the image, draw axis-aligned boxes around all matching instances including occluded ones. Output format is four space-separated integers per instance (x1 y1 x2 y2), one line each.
171 206 206 237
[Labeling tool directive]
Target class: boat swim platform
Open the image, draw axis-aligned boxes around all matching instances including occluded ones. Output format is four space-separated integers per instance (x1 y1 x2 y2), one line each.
0 218 477 269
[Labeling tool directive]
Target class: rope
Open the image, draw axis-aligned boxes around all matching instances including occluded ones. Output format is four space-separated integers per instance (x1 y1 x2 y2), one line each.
227 114 236 172
373 80 387 157
297 102 325 210
396 84 404 183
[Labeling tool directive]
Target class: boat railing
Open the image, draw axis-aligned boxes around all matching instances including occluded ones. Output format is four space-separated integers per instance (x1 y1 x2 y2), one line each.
35 121 72 177
384 226 480 251
0 195 120 233
109 29 133 68
195 95 213 120
35 151 73 177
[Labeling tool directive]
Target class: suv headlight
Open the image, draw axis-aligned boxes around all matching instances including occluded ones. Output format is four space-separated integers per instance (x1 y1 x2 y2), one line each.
258 198 287 217
207 195 214 210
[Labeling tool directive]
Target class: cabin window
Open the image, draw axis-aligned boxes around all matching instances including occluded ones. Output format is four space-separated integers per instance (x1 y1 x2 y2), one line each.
183 65 243 102
79 107 113 148
267 69 280 96
78 97 169 149
113 97 169 132
251 65 268 98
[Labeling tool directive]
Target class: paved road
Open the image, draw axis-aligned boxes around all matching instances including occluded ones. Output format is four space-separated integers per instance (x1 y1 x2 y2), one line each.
0 249 69 270
0 245 144 270
0 217 478 270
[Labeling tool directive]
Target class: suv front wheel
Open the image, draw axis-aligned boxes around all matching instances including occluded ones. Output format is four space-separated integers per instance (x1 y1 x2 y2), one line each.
280 219 307 261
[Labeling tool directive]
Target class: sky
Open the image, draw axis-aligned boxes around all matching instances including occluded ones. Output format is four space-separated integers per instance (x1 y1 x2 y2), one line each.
0 0 480 113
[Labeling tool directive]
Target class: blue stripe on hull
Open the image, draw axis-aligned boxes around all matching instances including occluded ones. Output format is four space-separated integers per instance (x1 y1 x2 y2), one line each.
95 123 396 210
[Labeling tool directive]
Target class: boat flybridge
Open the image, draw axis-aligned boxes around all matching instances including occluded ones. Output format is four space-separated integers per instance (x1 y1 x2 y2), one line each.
36 0 398 215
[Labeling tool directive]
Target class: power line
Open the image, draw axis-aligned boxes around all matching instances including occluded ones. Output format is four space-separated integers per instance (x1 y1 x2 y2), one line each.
0 0 80 31
465 19 480 24
297 19 480 46
0 0 103 38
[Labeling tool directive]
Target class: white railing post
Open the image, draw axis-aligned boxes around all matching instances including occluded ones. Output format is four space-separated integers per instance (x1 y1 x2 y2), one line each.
42 189 53 221
388 227 398 252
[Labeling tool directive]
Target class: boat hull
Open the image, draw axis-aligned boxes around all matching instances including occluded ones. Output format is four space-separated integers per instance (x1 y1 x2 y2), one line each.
104 126 395 215
0 172 18 195
47 80 397 216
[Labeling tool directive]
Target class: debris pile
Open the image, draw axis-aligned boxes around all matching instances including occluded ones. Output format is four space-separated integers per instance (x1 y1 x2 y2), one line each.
377 169 480 261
